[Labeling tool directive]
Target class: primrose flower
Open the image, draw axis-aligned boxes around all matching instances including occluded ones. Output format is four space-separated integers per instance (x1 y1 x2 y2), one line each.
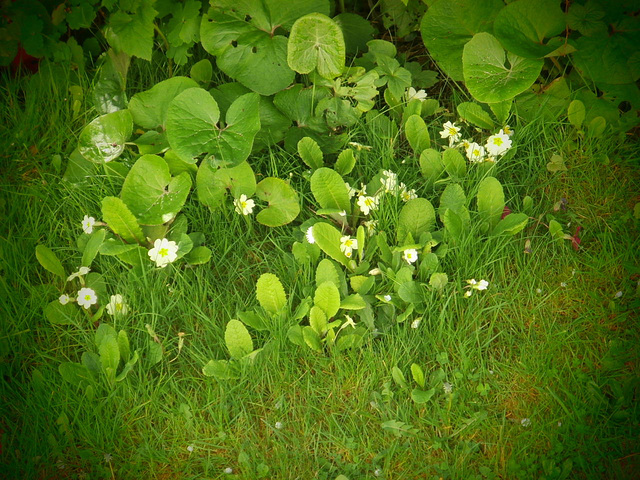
148 238 179 268
233 194 255 215
503 125 514 136
106 294 128 316
459 138 471 150
340 235 358 258
381 170 398 193
345 182 357 198
364 219 378 235
67 266 91 282
443 382 453 394
357 195 378 215
405 87 428 102
465 142 486 163
485 131 512 157
342 315 357 329
76 287 97 309
82 215 96 234
305 226 316 244
399 183 417 202
383 294 392 302
439 121 461 146
465 278 489 296
403 248 418 264
411 318 421 329
59 294 71 305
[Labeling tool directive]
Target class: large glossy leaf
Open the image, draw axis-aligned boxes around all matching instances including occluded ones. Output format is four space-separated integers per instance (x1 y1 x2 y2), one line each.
78 109 133 163
420 0 503 81
197 159 256 211
463 32 543 103
288 13 345 79
128 76 198 129
120 155 192 225
255 177 300 227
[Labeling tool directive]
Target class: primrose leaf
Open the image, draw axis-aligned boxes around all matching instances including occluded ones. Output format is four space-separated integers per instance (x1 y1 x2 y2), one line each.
439 183 470 225
298 137 324 170
314 281 340 319
316 259 340 288
419 148 445 188
202 359 238 380
81 229 107 268
567 100 586 128
288 13 345 79
309 305 328 335
311 222 351 267
128 76 199 129
78 110 133 164
397 198 436 243
45 300 80 325
197 159 256 211
36 245 66 280
476 176 505 230
404 114 430 156
442 148 466 178
491 212 529 236
225 319 253 359
463 32 543 103
101 197 145 244
302 326 323 351
335 149 356 176
255 177 300 227
99 335 120 372
59 363 94 387
310 168 351 213
120 155 192 225
256 273 287 314
411 363 425 388
457 102 495 130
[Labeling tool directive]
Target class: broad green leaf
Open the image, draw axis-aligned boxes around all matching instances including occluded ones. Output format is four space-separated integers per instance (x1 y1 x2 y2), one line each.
457 102 495 130
310 168 351 213
255 177 300 227
197 159 256 211
82 352 101 374
190 59 213 85
374 55 412 101
392 366 407 388
398 281 423 304
411 363 425 388
202 359 238 379
404 114 430 155
63 148 96 184
340 294 366 310
463 32 543 103
78 109 133 163
314 281 340 318
309 305 328 334
59 363 93 387
225 319 253 359
546 154 567 173
81 229 106 268
411 388 436 404
567 1 606 37
302 326 323 351
115 350 139 382
101 197 145 244
105 4 157 60
336 333 364 351
316 258 340 288
256 273 287 314
476 176 505 229
298 137 324 169
95 323 117 349
567 100 586 128
134 131 169 155
128 77 198 129
439 183 470 225
44 300 79 325
429 272 448 292
587 116 607 138
493 0 566 59
184 246 212 265
333 12 375 56
287 325 305 346
419 148 444 187
121 155 192 225
117 330 130 362
491 212 529 236
397 198 436 243
288 13 345 79
489 99 512 125
36 245 66 279
335 149 356 175
98 238 138 256
99 335 120 372
420 0 503 81
312 222 351 267
92 48 130 115
237 310 268 331
549 219 565 241
443 209 464 241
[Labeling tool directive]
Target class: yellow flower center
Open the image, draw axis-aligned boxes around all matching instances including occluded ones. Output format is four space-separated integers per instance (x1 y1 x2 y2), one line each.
345 239 353 247
159 248 169 257
448 128 457 135
241 201 247 209
85 295 91 301
493 137 503 146
365 198 373 206
473 149 480 157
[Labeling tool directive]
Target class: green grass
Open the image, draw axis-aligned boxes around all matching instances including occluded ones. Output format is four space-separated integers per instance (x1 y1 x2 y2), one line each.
1 61 639 480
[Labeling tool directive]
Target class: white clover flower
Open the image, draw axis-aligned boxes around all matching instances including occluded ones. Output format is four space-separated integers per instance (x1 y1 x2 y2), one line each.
233 194 255 215
411 318 421 329
364 219 378 235
59 294 71 305
465 142 486 163
106 294 128 316
381 170 398 193
345 182 357 198
503 125 514 136
521 418 531 427
485 131 512 157
405 87 427 102
403 248 418 264
357 195 378 215
148 238 179 268
383 294 391 302
439 121 461 146
443 382 453 394
76 287 97 309
82 215 96 234
67 266 91 282
305 226 316 244
340 236 358 258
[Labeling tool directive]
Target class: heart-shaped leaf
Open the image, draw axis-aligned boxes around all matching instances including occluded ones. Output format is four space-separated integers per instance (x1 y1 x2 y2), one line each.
288 13 345 79
255 177 300 227
128 76 198 129
78 109 133 163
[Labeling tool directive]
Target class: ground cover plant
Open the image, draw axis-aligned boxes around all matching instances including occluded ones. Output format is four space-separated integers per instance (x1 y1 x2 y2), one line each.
1 1 639 479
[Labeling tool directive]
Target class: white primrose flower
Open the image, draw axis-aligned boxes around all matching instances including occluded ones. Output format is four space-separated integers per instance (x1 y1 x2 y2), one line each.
405 87 428 102
233 194 255 215
443 382 453 394
305 226 316 244
485 130 512 157
403 248 418 264
340 236 358 258
345 182 357 198
439 121 461 146
59 294 71 305
383 294 392 302
82 215 96 234
381 170 398 193
465 142 486 163
148 238 179 268
67 266 91 282
76 287 97 309
411 318 421 329
464 278 489 296
357 195 378 215
106 294 128 316
364 219 378 235
399 183 417 202
503 125 514 136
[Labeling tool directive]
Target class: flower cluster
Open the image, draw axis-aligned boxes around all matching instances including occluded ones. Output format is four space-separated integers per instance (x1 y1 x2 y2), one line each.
464 279 489 297
439 122 514 163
